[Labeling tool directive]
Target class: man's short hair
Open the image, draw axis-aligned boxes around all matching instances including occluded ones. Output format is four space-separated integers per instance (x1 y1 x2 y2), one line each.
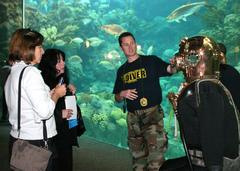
118 32 135 46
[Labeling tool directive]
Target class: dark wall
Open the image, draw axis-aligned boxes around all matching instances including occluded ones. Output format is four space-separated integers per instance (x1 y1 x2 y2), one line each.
0 0 22 66
0 0 22 119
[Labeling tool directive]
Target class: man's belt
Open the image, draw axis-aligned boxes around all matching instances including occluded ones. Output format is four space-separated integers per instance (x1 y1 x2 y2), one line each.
133 105 158 115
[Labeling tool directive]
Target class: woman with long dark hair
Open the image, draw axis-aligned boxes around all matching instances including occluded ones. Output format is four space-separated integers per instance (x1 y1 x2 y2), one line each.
38 48 80 171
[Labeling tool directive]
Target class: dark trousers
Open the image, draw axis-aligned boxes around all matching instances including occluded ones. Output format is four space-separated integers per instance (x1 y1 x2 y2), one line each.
53 146 73 171
9 135 56 171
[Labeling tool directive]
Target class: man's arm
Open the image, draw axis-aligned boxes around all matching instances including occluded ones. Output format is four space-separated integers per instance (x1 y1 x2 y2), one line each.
115 93 124 102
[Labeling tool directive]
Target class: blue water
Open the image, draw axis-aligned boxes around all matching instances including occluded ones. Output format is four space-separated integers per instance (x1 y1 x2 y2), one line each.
24 0 240 159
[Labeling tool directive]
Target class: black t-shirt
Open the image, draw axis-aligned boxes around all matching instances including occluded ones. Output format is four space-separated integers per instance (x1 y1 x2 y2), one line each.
113 55 171 112
220 64 240 110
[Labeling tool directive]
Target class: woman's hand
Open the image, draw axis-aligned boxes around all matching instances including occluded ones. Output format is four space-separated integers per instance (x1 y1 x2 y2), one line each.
55 84 67 97
68 84 76 94
62 109 73 119
51 84 67 103
50 88 55 96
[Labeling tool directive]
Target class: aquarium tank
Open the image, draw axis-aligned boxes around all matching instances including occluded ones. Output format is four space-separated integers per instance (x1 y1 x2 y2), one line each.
1 0 240 160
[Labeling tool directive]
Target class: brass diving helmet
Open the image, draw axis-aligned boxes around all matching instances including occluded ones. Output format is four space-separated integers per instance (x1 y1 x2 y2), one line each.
172 36 222 83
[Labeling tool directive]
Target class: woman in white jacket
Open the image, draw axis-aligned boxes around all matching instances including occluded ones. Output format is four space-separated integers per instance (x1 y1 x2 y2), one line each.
5 28 66 171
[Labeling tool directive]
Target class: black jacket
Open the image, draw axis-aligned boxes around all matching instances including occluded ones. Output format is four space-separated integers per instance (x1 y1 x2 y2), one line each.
177 80 239 168
54 91 85 149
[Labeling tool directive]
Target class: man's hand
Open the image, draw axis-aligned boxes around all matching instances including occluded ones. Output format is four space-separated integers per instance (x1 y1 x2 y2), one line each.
120 89 138 100
167 58 177 74
115 89 138 102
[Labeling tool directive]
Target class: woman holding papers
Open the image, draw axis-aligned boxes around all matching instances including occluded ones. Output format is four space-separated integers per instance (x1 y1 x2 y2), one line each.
38 48 80 171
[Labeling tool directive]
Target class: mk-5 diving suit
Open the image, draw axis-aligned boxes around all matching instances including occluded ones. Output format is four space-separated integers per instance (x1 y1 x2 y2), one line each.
168 36 240 171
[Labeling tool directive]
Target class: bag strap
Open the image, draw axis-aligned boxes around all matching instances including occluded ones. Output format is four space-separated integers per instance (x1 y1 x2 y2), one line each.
42 120 48 146
17 66 28 134
17 66 48 146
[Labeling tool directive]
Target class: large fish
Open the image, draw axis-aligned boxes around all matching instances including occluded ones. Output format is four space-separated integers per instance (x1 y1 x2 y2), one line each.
166 1 207 23
101 24 126 36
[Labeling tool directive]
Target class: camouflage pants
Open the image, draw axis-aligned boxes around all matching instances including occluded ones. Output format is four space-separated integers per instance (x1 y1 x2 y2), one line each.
127 105 168 171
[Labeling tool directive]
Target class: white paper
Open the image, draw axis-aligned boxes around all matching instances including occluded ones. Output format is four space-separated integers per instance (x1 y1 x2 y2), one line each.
65 95 77 120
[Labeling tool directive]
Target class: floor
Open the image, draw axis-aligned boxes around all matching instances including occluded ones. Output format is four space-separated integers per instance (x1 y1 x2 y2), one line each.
0 121 132 171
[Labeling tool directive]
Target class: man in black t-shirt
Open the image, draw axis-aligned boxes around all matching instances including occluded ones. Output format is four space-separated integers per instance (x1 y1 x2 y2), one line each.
113 32 176 171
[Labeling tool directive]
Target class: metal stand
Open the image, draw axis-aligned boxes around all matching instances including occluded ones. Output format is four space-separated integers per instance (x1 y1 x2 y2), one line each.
175 111 194 171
